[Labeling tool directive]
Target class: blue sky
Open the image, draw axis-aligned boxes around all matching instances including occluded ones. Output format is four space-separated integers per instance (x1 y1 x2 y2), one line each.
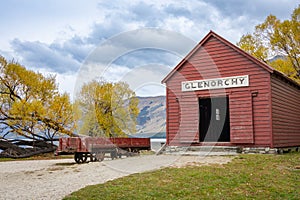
0 0 298 98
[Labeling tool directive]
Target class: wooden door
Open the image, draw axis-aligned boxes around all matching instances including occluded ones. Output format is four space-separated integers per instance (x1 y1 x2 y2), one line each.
199 96 230 142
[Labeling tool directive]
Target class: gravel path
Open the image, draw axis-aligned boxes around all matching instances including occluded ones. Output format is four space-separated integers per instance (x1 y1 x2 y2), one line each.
0 155 233 200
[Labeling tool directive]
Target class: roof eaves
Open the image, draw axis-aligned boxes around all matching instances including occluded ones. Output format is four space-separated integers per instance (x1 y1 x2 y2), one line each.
161 30 275 83
161 30 215 83
273 70 300 89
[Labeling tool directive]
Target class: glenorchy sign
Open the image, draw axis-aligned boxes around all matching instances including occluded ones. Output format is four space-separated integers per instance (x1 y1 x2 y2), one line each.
181 75 249 92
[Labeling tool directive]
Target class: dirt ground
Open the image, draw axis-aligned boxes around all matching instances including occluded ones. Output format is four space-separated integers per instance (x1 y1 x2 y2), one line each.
0 155 233 200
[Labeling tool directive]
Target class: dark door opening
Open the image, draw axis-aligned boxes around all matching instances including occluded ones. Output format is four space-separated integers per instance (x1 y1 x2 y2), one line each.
199 96 230 142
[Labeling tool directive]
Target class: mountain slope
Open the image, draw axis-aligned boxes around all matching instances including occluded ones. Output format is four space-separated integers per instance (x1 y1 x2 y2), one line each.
136 96 166 135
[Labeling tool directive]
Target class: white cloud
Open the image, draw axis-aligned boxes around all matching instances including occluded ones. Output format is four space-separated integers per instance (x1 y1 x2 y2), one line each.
75 63 170 97
34 69 77 100
121 64 171 96
11 39 81 73
207 0 298 20
56 73 78 98
1 0 298 96
0 0 99 49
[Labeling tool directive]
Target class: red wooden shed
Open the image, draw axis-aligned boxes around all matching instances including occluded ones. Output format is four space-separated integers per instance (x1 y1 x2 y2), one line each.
162 31 300 151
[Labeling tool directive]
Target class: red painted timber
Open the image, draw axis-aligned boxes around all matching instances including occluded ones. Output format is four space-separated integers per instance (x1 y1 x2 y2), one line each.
164 33 272 146
271 75 300 147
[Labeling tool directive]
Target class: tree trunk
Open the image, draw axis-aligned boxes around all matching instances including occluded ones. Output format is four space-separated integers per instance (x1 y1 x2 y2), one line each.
0 139 57 158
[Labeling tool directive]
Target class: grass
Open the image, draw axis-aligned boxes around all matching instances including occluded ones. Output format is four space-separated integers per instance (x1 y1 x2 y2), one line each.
64 152 300 200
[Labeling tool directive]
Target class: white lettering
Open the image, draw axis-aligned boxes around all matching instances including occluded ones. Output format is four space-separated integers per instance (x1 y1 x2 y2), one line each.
181 75 249 92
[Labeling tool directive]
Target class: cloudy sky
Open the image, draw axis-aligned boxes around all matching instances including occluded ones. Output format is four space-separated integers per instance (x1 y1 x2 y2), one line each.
0 0 298 98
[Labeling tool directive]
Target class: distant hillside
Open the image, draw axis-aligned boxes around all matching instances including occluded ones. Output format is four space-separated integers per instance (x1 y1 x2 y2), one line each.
268 55 286 63
136 96 166 136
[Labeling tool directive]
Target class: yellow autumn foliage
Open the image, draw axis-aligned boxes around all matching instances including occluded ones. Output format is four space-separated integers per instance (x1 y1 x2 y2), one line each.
237 5 300 83
0 56 76 141
78 80 139 137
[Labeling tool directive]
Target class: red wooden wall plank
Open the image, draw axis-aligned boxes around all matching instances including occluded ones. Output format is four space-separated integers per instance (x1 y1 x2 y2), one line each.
230 91 254 143
165 34 272 147
271 75 300 147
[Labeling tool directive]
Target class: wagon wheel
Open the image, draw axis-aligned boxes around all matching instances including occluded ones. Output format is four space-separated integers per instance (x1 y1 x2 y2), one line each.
74 153 88 164
117 149 122 158
110 149 117 160
126 148 132 157
90 153 97 162
95 152 105 161
133 149 140 155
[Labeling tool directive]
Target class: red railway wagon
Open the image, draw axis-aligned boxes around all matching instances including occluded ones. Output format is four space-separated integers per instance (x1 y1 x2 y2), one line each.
56 137 151 163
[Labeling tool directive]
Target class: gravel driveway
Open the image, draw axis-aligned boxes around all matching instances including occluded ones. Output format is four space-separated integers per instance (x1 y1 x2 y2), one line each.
0 155 233 200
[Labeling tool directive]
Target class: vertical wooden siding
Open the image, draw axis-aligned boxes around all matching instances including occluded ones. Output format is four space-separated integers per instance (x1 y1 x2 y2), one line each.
230 91 254 143
178 95 199 143
166 88 181 145
166 36 272 146
271 75 300 147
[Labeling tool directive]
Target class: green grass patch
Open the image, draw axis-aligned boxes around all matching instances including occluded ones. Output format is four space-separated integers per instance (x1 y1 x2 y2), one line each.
64 153 300 200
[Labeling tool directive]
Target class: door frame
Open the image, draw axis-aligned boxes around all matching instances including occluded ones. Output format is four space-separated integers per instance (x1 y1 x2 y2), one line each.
199 96 230 142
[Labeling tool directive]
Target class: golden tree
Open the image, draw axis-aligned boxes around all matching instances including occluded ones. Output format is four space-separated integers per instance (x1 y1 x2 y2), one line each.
237 5 300 82
78 80 139 137
0 56 76 142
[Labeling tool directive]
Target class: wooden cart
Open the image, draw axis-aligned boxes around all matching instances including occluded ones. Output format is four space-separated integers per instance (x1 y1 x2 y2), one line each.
56 137 151 163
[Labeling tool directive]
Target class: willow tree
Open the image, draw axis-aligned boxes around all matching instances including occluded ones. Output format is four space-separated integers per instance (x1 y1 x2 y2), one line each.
77 80 139 137
0 56 76 142
237 5 300 82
